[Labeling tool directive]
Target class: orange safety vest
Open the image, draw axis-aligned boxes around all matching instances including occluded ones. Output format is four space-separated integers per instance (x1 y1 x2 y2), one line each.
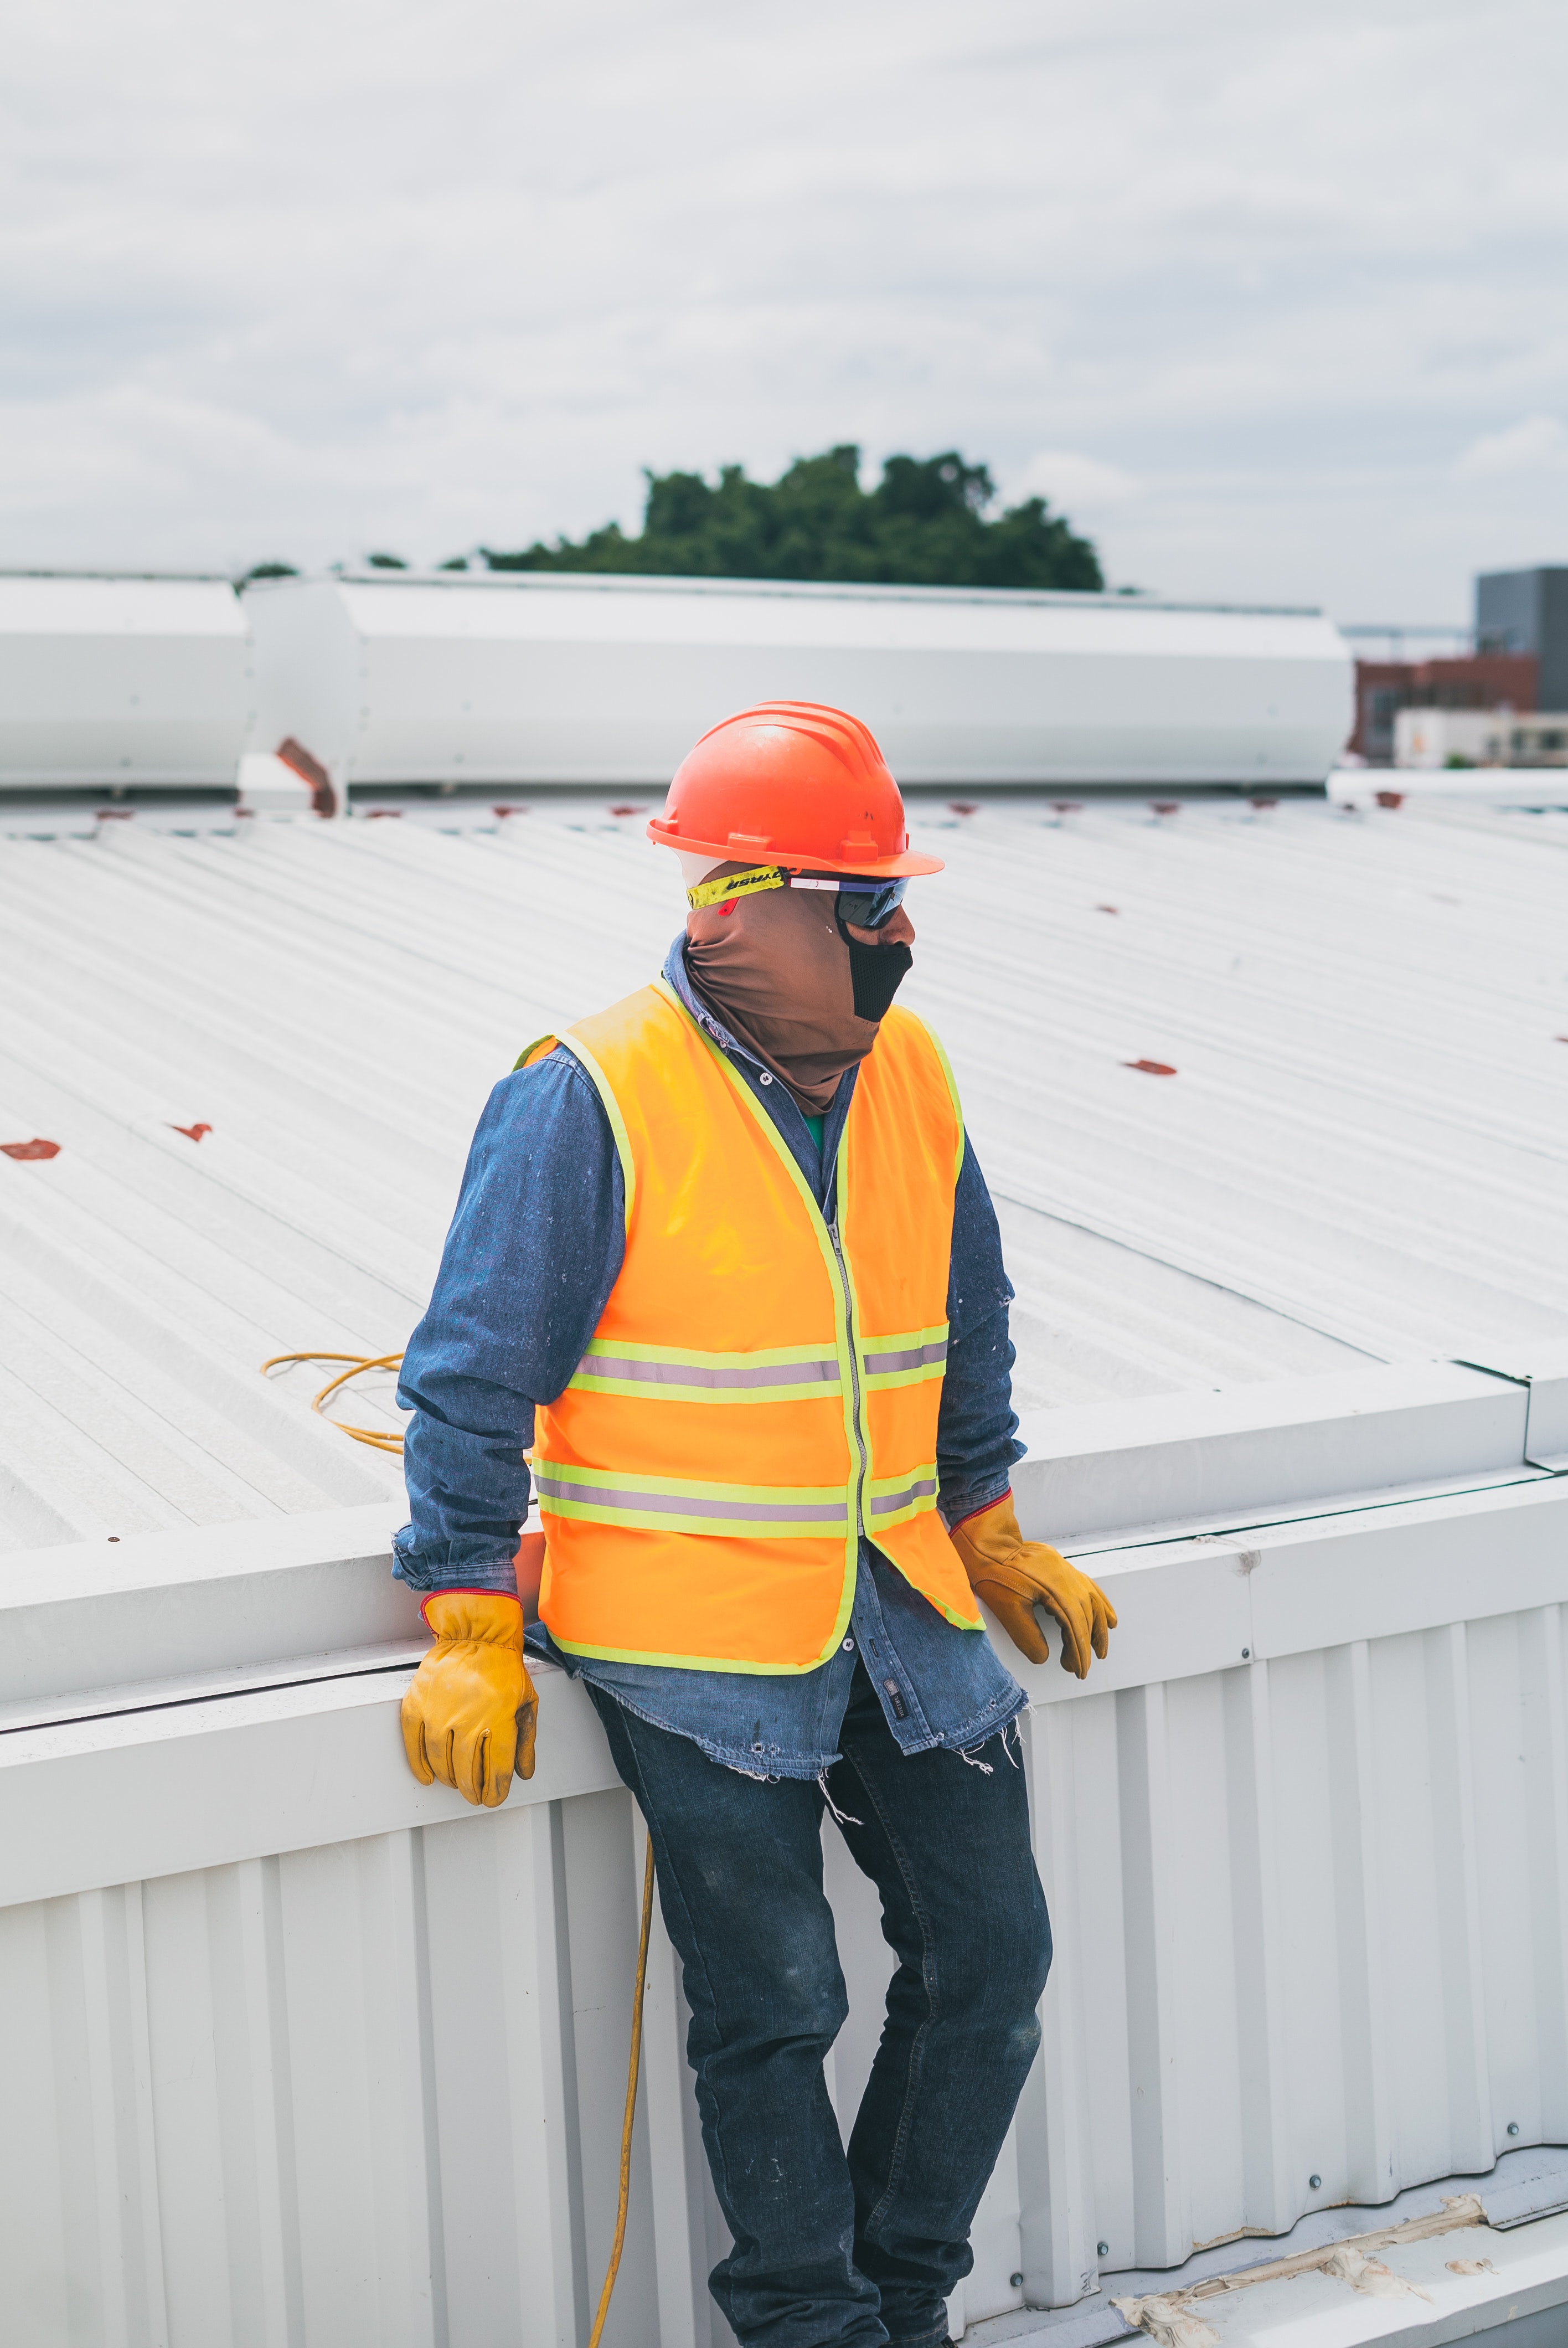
520 979 984 1672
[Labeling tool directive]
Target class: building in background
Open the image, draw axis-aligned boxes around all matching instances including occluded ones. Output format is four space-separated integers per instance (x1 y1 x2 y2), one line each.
1349 651 1536 763
1348 568 1568 763
1477 565 1568 706
1393 704 1568 768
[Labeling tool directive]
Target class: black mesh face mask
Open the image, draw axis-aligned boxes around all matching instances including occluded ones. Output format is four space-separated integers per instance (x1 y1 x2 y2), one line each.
838 919 914 1021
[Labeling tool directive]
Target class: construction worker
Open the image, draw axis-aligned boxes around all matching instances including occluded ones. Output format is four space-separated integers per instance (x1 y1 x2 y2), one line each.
394 702 1116 2348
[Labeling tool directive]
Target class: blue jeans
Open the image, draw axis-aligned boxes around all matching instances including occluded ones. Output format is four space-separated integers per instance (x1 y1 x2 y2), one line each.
587 1666 1053 2347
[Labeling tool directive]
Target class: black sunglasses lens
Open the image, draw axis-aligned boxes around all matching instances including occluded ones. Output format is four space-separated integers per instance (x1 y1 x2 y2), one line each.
837 880 906 928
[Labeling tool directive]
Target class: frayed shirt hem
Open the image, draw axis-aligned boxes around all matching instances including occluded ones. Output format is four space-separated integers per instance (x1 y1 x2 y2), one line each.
590 1685 843 1781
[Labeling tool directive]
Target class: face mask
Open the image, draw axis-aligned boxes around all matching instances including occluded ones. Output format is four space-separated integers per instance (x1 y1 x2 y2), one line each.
683 866 912 1115
842 924 914 1022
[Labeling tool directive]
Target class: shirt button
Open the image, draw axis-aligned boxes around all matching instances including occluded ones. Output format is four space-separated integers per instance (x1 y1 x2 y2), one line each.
842 1637 855 1651
759 1072 773 1085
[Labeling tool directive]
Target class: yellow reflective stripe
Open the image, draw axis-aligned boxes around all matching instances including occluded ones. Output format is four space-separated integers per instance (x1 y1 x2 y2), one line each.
534 1459 849 1537
863 1361 946 1394
860 1322 949 1389
546 1632 845 1676
582 1338 835 1368
571 1335 842 1401
833 1100 872 1541
512 1032 559 1072
925 1594 987 1633
907 1012 966 1183
866 1464 940 1527
510 1032 638 1237
571 1363 842 1403
861 1325 948 1356
556 1028 637 1237
537 1461 838 1504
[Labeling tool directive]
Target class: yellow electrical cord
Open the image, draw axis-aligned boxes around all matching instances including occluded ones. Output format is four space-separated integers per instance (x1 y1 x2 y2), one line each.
590 1834 657 2347
259 1349 407 1450
259 1344 658 2341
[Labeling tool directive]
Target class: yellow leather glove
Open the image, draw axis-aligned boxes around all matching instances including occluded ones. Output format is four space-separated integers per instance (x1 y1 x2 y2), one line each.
401 1590 537 1807
950 1495 1117 1679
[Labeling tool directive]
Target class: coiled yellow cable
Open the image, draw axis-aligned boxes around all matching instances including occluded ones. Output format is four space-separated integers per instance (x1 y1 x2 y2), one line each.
259 1348 407 1450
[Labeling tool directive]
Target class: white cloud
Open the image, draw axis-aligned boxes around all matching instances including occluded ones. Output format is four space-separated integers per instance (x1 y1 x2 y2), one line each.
1008 451 1142 513
1 0 1565 615
1454 415 1568 477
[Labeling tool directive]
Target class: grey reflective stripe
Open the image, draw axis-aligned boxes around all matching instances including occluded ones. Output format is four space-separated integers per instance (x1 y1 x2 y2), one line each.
577 1355 840 1389
535 1476 848 1525
869 1478 939 1516
862 1340 948 1376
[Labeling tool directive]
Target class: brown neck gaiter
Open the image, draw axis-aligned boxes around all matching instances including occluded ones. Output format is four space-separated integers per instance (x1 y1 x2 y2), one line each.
683 871 907 1115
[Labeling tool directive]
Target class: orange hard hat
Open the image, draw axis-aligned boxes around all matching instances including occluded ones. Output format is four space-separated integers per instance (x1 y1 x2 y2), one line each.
647 702 943 878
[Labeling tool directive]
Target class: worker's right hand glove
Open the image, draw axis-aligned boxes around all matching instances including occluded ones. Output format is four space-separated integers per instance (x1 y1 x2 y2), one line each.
401 1590 537 1808
950 1494 1116 1679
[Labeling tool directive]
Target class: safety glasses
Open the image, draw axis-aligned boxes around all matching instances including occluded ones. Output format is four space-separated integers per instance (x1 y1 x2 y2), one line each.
791 874 909 930
686 866 909 929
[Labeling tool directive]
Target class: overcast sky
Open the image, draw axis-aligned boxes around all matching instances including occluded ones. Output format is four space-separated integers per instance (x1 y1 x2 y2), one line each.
3 0 1565 621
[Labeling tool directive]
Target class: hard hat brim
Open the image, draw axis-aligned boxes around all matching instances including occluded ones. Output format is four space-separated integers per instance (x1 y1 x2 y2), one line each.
646 817 943 877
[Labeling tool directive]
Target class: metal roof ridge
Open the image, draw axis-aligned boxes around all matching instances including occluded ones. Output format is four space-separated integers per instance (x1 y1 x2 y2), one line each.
0 567 239 585
267 568 1328 617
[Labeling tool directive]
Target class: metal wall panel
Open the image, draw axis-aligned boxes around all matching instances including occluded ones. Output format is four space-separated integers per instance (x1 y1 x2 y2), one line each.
3 1566 1562 2345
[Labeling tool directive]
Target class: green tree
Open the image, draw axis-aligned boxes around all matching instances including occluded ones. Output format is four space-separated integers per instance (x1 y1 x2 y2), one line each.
475 445 1101 591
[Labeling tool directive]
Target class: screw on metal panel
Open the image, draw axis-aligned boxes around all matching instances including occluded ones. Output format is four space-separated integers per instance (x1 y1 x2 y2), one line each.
1097 2241 1110 2258
1508 2123 1520 2136
1241 1647 1251 1659
1309 2175 1322 2190
1010 2272 1024 2289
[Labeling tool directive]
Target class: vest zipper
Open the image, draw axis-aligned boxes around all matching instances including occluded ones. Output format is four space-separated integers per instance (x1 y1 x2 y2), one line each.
827 1215 868 1537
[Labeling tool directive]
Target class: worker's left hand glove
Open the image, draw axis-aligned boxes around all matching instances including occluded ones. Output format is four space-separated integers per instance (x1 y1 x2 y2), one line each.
950 1494 1117 1678
401 1590 537 1807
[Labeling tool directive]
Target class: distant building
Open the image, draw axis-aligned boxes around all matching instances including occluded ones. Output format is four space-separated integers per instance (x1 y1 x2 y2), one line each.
1350 652 1535 763
1348 566 1568 763
1394 706 1568 769
1477 567 1568 706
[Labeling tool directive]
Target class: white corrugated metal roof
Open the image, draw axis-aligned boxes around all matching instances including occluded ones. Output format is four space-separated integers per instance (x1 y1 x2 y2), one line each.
1 793 1562 1553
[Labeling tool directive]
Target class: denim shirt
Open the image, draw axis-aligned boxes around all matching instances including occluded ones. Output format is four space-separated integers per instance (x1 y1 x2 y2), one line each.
394 939 1027 1775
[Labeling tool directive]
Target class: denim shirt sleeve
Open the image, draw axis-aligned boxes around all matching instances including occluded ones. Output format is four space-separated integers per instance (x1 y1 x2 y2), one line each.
391 1047 624 1595
936 1133 1024 1528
